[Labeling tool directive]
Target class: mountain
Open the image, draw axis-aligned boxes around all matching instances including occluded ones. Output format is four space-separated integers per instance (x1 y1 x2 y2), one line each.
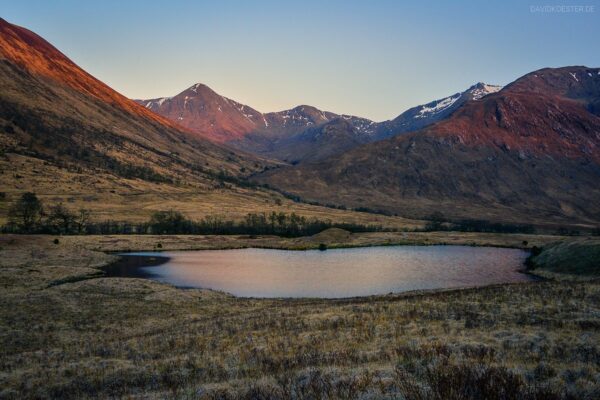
0 18 413 228
250 118 372 164
136 83 265 143
374 82 502 139
0 18 181 131
230 109 378 163
0 18 265 177
256 67 600 227
139 82 501 163
258 82 503 163
135 86 343 144
0 18 273 221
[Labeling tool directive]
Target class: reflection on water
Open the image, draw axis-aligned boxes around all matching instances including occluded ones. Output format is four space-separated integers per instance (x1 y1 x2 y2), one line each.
105 246 532 298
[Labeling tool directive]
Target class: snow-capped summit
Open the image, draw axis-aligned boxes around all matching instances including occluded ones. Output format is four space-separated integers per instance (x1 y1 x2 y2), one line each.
371 82 503 140
469 82 503 100
414 82 503 119
135 81 504 160
134 83 265 142
141 96 171 110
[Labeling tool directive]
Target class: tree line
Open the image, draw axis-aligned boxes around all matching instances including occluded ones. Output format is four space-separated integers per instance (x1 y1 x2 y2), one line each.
2 193 386 236
4 192 91 234
424 212 535 234
3 193 594 236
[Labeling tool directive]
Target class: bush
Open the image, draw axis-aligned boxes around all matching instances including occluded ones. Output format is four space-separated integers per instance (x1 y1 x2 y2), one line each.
395 361 561 400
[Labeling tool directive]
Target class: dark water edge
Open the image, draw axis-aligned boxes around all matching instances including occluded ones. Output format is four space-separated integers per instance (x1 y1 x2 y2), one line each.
103 253 171 279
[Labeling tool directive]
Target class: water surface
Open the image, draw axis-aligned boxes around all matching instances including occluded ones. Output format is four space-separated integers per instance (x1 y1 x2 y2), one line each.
105 246 532 298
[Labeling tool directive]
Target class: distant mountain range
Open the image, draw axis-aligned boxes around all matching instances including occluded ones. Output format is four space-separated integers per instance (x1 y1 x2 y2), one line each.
256 67 600 226
1 17 599 228
136 82 502 163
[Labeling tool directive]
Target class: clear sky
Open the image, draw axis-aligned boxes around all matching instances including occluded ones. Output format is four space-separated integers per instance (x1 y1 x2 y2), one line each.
3 0 600 121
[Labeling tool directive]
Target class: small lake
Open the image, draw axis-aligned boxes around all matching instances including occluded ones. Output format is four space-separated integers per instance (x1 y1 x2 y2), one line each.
105 245 533 298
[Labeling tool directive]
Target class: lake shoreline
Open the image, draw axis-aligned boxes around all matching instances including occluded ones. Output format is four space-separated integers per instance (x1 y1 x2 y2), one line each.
105 246 533 298
56 229 569 253
2 233 599 398
3 230 577 287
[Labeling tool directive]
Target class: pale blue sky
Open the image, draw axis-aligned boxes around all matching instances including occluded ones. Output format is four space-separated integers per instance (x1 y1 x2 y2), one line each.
3 0 600 120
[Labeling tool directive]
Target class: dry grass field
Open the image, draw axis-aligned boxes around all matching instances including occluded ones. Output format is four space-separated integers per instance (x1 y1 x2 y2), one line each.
1 233 599 399
35 230 573 253
0 153 422 229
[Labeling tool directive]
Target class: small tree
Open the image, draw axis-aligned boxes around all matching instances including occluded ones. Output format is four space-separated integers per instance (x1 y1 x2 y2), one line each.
75 209 91 234
8 192 43 233
46 203 76 234
149 210 188 234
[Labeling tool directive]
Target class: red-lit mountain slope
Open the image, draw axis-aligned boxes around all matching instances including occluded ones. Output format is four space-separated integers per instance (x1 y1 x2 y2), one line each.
257 67 600 227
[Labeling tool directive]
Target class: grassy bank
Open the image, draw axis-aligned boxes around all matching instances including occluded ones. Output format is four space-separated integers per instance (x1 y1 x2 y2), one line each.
16 229 576 253
1 233 599 399
526 238 600 280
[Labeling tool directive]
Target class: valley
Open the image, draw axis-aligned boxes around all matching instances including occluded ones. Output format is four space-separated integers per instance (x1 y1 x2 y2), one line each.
0 10 599 400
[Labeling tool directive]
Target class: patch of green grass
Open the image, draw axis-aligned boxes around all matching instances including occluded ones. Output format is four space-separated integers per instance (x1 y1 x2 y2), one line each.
527 238 600 277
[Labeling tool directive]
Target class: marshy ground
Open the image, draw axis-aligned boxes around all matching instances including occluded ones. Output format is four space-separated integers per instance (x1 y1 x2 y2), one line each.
0 232 599 399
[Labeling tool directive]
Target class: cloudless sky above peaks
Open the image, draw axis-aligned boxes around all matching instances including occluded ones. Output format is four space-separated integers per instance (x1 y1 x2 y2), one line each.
3 0 600 120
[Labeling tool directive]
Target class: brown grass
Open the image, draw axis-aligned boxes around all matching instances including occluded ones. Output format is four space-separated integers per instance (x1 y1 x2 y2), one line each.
0 153 422 230
1 234 599 399
15 230 574 254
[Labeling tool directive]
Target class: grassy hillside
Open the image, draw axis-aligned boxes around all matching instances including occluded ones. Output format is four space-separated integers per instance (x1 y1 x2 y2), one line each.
0 152 422 230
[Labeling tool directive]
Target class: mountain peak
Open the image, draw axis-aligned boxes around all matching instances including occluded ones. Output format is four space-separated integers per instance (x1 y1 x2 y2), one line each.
468 82 503 100
185 82 214 94
135 82 265 142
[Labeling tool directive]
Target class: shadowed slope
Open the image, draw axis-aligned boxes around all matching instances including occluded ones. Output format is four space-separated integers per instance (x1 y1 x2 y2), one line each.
256 67 600 227
0 17 269 183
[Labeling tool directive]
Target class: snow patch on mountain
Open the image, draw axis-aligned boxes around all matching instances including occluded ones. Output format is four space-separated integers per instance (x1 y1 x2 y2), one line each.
471 83 502 100
415 94 461 118
569 72 579 82
144 97 171 109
